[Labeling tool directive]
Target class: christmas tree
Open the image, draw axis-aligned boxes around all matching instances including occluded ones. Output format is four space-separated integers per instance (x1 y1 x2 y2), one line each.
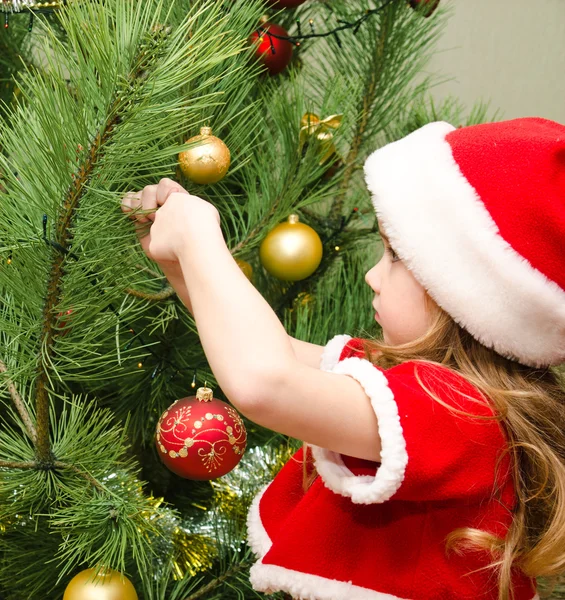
0 1 506 598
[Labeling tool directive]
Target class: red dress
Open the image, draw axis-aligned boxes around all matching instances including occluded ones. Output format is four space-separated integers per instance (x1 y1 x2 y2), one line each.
246 335 538 600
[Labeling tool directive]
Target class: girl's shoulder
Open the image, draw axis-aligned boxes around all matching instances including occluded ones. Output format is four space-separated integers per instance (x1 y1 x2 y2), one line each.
316 336 512 506
336 336 495 418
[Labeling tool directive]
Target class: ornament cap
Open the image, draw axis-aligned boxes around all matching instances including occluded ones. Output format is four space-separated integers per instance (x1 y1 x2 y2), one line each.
200 126 213 136
196 386 214 402
288 214 300 224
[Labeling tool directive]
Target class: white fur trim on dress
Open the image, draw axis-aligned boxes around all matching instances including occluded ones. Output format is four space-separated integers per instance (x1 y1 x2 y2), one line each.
363 121 565 367
313 357 407 504
246 484 272 558
250 563 539 600
250 562 408 600
319 334 352 371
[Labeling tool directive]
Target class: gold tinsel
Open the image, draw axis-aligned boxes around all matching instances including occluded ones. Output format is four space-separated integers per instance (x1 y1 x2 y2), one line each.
0 1 63 12
211 444 298 523
143 495 217 580
171 529 217 580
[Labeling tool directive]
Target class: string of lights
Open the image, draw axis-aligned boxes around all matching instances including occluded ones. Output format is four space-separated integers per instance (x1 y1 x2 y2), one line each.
258 0 397 49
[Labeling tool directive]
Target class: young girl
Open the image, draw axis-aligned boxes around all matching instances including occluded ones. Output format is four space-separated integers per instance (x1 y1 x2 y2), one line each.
122 117 565 600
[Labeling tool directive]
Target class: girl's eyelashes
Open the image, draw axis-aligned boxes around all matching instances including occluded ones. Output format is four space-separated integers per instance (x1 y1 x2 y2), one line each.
384 243 400 262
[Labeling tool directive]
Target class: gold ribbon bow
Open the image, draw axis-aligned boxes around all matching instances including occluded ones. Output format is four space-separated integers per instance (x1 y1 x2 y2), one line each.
300 112 343 165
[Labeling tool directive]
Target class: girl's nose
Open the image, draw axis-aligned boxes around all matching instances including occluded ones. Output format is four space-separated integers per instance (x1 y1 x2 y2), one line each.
365 264 381 293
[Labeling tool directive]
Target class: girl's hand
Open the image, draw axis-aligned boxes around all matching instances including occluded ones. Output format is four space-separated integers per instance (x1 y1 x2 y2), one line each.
121 178 220 265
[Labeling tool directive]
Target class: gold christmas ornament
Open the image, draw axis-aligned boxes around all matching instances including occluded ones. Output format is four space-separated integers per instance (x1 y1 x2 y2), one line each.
259 215 323 281
178 127 231 184
63 567 138 600
300 113 342 165
235 258 253 282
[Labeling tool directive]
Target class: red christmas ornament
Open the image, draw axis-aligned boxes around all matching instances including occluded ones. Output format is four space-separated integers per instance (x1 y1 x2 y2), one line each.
155 387 247 480
407 0 440 17
57 308 74 336
267 0 307 7
250 22 293 75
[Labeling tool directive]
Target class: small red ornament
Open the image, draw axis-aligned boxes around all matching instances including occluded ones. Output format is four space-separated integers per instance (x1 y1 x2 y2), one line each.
250 22 293 75
57 308 74 336
155 387 247 480
407 0 440 17
267 0 307 7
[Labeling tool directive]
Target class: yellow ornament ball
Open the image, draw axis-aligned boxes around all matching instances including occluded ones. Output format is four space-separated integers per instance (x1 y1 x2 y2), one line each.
63 567 138 600
178 126 231 185
259 214 323 281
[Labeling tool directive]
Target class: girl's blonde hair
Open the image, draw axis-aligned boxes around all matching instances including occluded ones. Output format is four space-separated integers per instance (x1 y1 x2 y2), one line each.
305 299 565 600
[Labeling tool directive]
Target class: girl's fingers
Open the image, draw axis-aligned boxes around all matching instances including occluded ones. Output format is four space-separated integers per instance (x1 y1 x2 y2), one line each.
141 184 159 217
121 191 142 218
123 185 158 223
156 177 188 206
122 179 187 225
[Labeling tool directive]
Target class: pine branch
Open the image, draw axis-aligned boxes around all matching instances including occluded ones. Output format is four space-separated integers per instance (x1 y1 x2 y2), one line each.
0 460 35 469
34 104 122 464
332 10 389 219
0 358 37 442
229 196 284 256
52 460 106 492
181 560 251 600
0 458 105 492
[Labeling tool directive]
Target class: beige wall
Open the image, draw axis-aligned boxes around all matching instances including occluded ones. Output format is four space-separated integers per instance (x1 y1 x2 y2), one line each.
426 0 565 123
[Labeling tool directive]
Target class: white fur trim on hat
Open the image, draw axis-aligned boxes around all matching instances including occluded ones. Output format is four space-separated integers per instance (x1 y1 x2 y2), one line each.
250 562 409 599
364 121 565 367
319 334 352 371
246 484 272 557
313 356 407 504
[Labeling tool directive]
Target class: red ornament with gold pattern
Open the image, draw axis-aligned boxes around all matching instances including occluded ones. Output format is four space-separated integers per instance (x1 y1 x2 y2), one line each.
249 21 293 75
155 387 247 480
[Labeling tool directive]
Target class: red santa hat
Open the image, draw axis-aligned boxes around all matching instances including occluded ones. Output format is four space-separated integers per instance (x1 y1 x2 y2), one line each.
363 117 565 368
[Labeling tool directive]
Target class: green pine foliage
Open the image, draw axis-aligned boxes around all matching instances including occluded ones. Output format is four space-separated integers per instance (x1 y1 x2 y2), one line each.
0 1 513 598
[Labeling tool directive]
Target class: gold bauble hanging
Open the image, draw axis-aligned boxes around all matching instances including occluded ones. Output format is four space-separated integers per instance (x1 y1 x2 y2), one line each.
63 568 138 600
235 258 253 282
259 215 323 281
178 126 231 184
